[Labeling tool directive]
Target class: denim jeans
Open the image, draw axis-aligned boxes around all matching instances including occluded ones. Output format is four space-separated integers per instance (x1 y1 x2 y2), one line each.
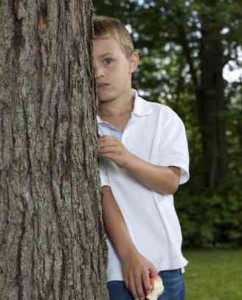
107 269 185 300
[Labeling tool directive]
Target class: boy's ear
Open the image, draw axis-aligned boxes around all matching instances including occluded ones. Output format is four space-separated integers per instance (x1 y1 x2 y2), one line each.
129 51 139 73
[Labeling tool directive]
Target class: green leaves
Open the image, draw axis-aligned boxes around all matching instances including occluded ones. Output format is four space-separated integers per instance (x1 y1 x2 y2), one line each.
176 189 242 248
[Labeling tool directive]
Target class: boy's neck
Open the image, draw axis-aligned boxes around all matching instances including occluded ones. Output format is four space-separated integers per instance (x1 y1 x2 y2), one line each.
98 91 135 118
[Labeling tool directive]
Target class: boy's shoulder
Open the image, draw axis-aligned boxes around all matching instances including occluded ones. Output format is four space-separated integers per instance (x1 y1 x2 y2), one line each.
136 94 179 119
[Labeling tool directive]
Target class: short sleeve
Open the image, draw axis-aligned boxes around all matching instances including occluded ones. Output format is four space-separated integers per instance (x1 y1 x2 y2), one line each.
157 109 190 185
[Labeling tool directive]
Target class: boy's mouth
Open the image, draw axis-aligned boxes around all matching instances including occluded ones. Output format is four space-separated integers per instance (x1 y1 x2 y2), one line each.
98 83 110 88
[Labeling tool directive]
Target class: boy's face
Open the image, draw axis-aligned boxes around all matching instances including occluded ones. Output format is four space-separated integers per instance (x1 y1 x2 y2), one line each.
93 35 138 103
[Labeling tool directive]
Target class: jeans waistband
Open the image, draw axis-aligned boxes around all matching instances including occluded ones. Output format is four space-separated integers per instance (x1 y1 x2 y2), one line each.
159 268 183 276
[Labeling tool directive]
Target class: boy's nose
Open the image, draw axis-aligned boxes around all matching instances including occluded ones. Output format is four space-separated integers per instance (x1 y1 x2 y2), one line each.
94 64 104 79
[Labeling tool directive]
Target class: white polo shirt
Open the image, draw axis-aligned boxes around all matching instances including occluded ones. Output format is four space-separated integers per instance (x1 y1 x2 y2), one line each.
98 90 189 282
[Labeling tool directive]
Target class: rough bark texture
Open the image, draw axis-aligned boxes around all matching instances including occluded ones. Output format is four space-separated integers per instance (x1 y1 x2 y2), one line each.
0 1 108 299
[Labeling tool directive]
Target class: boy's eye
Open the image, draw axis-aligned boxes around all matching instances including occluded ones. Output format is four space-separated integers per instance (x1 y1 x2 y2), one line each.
103 58 113 65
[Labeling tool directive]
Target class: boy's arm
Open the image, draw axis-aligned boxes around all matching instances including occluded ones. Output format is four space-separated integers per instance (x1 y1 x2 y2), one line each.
99 136 180 195
123 155 180 195
102 186 158 299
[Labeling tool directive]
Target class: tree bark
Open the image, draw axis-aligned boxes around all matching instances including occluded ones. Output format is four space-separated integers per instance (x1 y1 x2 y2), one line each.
0 1 108 299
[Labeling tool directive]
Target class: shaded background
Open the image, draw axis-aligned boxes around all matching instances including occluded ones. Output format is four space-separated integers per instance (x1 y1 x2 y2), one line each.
94 0 242 249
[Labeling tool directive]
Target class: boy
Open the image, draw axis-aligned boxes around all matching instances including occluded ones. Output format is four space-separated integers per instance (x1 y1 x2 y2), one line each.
93 16 189 300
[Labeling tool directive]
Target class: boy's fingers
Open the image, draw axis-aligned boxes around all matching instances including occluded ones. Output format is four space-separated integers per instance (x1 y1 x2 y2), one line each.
149 266 159 278
129 275 138 299
134 273 145 299
99 145 117 153
147 269 159 292
98 142 118 153
99 135 121 146
99 135 117 143
123 273 129 289
141 271 152 295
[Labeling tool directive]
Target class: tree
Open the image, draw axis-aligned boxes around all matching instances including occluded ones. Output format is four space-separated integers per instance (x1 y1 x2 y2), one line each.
175 1 228 190
0 1 108 299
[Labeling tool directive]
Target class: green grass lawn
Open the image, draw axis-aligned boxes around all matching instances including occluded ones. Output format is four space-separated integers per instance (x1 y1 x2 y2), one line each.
184 250 242 300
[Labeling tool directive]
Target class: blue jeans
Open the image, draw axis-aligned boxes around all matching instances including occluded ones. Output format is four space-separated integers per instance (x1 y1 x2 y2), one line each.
107 269 185 300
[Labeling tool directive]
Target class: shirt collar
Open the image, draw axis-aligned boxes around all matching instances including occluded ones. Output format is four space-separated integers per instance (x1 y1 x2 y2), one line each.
132 90 153 117
97 115 103 123
97 89 153 123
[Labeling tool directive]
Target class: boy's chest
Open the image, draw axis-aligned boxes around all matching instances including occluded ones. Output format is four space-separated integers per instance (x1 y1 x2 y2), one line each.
98 114 161 161
121 116 159 161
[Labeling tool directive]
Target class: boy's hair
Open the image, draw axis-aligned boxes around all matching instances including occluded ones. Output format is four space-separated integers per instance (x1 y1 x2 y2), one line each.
93 16 134 57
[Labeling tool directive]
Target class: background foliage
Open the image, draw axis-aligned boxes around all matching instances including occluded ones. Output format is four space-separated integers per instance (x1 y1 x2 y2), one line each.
94 0 242 248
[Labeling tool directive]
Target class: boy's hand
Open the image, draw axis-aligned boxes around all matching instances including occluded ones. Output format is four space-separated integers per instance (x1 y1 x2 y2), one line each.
121 249 158 300
98 135 133 168
146 273 164 300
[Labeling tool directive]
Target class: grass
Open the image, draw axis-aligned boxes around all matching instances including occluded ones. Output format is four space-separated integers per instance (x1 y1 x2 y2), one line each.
184 249 242 300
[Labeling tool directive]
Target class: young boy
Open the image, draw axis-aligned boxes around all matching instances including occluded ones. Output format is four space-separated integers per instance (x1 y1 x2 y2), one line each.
93 16 190 300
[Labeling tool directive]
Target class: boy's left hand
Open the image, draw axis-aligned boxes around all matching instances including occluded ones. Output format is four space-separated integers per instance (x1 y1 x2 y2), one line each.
98 135 133 168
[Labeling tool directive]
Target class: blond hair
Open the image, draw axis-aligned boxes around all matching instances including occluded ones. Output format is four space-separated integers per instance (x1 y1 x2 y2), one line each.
93 16 134 57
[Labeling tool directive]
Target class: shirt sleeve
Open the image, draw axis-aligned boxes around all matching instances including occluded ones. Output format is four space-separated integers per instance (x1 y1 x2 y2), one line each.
157 108 190 185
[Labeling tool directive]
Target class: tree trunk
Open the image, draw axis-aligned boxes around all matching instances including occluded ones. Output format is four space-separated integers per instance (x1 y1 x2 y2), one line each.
197 14 228 190
0 1 108 299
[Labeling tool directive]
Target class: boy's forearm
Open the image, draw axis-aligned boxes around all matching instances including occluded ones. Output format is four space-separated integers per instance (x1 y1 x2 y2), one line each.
102 186 137 261
125 154 180 195
99 136 180 194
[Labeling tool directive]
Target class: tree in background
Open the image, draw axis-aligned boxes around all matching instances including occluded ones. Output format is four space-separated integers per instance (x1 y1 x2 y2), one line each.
0 1 108 299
